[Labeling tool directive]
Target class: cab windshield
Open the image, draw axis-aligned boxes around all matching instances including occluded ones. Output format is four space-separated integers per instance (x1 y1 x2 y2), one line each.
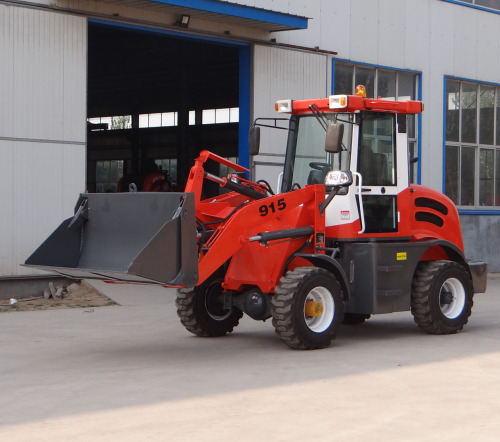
281 113 353 192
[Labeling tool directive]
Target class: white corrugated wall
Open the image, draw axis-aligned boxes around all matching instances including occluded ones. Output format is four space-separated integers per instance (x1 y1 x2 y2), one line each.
251 44 329 189
0 4 87 276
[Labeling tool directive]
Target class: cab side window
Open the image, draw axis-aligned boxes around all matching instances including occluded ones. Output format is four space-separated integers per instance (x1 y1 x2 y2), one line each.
358 112 396 186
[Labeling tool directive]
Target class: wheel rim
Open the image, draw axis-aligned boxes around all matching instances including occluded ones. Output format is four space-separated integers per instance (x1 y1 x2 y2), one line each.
303 287 335 333
439 277 466 319
205 280 231 321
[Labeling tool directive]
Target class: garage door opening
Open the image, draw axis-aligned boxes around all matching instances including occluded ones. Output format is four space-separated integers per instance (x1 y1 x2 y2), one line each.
87 22 246 194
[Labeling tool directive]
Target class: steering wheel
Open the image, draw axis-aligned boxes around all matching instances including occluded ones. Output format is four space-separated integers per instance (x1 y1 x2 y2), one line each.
309 162 331 171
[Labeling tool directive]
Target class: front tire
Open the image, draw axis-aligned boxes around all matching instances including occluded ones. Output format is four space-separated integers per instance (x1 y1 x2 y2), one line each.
411 260 473 334
271 267 344 350
176 275 243 337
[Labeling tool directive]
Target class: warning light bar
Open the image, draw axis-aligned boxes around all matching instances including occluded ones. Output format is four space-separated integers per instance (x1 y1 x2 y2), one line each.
275 92 423 115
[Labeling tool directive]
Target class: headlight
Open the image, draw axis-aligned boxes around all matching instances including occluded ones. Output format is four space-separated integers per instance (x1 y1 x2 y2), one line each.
325 170 353 187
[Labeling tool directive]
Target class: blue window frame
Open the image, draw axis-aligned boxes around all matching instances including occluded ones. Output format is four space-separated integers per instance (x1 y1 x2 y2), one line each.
441 0 500 14
144 0 308 31
444 77 500 213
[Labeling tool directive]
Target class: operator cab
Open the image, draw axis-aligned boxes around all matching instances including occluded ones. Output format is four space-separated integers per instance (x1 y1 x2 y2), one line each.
271 86 419 236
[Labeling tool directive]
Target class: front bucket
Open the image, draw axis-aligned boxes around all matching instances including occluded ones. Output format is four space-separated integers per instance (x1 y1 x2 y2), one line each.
24 192 198 287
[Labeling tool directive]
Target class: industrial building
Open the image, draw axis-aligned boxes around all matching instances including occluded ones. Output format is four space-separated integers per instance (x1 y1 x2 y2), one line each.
1 0 499 287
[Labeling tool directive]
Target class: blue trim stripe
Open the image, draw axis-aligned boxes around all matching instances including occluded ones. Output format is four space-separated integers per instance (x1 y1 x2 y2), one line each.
89 18 250 47
333 58 422 75
442 76 448 195
445 75 500 88
417 74 422 184
238 46 251 170
459 210 500 215
331 60 336 95
145 0 308 29
440 0 500 15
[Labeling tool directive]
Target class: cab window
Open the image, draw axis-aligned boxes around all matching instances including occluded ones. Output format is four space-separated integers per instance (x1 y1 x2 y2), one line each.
358 112 396 186
282 114 352 191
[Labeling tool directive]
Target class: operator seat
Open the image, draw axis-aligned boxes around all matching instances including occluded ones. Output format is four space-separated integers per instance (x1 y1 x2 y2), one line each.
307 170 326 185
371 153 389 185
358 142 389 186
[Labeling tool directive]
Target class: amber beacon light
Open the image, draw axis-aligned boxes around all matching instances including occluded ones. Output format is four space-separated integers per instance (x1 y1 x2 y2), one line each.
355 85 367 97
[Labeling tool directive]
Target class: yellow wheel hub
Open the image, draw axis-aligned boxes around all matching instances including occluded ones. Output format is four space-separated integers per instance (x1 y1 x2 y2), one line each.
305 301 324 317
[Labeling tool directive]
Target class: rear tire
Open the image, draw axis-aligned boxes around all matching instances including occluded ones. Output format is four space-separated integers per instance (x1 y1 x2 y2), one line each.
271 267 344 350
411 260 473 334
176 275 242 337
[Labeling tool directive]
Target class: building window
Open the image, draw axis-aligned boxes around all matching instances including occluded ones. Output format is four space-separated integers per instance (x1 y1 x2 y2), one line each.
189 110 196 126
334 61 420 183
155 158 177 185
445 78 500 208
88 108 239 129
139 112 178 128
96 160 124 193
202 107 239 125
88 115 132 130
219 157 239 177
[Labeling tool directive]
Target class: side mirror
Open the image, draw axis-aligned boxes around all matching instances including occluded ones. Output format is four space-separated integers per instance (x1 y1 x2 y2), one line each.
248 125 260 156
325 122 344 154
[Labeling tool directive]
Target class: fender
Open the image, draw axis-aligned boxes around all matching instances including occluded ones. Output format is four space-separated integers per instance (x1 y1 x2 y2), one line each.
415 239 487 293
291 253 350 301
415 238 466 263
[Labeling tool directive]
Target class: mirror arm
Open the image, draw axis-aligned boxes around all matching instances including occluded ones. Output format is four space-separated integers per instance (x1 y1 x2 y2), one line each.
319 187 341 216
309 104 329 131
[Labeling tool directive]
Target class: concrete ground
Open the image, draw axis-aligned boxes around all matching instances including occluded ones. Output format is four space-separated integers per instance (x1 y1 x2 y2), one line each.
1 276 499 442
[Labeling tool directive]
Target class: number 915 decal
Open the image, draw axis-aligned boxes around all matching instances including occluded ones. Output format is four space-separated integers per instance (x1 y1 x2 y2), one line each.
259 198 286 216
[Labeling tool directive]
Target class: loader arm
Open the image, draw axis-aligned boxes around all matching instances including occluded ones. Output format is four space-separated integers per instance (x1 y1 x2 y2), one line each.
184 150 251 203
196 185 327 293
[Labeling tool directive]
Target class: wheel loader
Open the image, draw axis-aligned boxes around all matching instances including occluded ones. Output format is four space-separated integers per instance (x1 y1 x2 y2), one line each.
25 86 487 350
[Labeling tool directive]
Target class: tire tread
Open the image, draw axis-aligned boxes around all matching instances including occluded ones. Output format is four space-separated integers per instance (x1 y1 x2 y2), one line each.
271 267 343 350
410 260 474 335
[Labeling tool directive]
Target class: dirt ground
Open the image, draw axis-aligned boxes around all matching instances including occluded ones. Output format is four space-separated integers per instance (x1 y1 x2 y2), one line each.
0 281 118 313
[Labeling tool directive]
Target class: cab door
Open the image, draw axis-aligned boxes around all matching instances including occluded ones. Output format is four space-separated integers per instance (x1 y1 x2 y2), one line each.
355 112 407 234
